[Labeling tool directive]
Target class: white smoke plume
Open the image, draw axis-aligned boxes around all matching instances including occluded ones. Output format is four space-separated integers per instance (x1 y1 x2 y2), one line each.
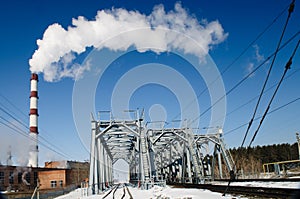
29 3 228 82
0 121 30 166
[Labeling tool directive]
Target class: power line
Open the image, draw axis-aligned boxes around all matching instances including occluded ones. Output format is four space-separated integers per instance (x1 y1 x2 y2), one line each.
222 94 300 196
169 5 289 123
213 67 300 124
0 106 74 158
248 38 300 147
188 29 300 127
0 91 78 160
0 115 28 136
224 96 300 136
0 93 28 120
0 116 71 160
241 0 296 148
223 1 296 195
220 5 289 76
0 106 28 130
0 99 75 160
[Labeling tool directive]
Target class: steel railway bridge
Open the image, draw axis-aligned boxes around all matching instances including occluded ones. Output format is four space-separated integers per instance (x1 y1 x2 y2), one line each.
89 110 235 194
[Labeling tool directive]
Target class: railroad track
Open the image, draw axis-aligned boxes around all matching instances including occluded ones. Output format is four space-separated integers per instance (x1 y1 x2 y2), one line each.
102 183 133 199
102 183 119 199
121 184 133 199
169 182 300 198
214 178 300 182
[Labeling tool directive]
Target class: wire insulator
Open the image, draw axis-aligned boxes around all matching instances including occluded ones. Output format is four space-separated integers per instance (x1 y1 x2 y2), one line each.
285 59 292 69
289 1 295 13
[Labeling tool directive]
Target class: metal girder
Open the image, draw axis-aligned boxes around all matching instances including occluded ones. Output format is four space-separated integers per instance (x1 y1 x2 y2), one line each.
89 110 235 195
90 110 154 192
151 129 188 145
97 122 139 160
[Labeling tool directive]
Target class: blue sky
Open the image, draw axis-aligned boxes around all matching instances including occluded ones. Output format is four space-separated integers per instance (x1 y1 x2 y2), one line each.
0 0 299 166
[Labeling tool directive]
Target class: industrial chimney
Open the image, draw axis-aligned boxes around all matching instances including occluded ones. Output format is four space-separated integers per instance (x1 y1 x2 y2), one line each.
28 73 39 167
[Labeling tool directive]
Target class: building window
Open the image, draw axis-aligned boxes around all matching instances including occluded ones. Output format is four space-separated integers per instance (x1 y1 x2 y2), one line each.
59 180 63 187
51 180 57 188
0 172 4 185
18 172 22 184
9 172 14 184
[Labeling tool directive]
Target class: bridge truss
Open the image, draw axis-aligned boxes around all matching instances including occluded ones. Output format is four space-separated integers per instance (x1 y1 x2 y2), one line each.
89 110 235 194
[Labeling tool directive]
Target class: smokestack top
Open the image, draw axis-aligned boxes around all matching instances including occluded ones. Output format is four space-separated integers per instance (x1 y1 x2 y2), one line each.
31 73 38 81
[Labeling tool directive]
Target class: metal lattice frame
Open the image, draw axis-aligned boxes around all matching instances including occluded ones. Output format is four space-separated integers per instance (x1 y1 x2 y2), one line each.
89 110 235 194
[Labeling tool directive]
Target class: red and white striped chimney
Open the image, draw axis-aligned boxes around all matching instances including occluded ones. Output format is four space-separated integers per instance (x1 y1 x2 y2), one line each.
28 73 39 167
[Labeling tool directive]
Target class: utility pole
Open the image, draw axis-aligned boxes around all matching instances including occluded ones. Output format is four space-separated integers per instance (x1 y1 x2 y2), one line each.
31 178 40 199
296 133 300 160
37 178 40 199
217 128 223 179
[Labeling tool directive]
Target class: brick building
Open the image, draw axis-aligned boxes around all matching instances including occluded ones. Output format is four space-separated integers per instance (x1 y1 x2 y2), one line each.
0 165 42 191
0 161 89 192
38 169 67 189
42 160 89 189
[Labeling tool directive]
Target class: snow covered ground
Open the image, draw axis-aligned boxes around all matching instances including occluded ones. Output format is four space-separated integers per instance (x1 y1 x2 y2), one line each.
54 179 300 199
55 185 248 199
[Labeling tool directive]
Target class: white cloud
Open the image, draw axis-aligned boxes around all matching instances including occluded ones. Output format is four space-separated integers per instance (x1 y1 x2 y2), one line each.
253 44 264 62
29 3 228 82
243 44 266 77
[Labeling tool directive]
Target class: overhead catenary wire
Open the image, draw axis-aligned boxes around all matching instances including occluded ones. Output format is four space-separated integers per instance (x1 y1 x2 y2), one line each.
223 1 296 196
213 67 300 124
248 38 300 147
224 96 300 136
169 5 289 123
209 96 300 160
188 29 300 128
240 0 296 148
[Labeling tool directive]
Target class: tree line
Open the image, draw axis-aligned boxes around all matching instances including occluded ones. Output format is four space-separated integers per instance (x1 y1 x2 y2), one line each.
227 142 299 178
230 142 299 164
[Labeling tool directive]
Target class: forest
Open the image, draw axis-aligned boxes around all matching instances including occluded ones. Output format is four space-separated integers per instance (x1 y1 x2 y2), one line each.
230 142 299 164
215 142 300 178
